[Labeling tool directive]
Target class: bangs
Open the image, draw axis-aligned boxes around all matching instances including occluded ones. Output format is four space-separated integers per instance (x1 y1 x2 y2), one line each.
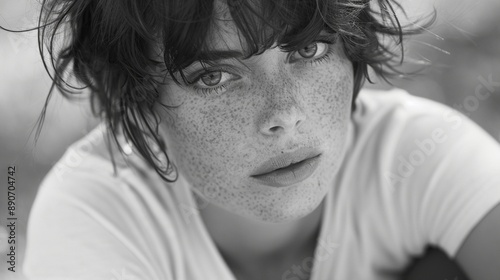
162 0 361 82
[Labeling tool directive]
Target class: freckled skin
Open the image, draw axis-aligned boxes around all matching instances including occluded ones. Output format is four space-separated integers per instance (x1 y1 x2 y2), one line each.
156 11 353 223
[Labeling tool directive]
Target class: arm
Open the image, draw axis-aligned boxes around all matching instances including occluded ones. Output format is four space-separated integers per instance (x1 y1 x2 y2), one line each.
385 95 500 279
455 202 500 280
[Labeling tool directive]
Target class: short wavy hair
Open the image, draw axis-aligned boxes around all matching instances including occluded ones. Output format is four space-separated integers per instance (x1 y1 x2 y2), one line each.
32 0 432 181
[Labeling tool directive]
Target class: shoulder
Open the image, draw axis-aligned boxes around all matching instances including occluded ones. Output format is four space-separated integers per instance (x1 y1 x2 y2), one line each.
31 123 179 232
351 87 500 166
33 124 137 215
350 87 500 192
347 88 459 183
354 87 456 132
24 124 179 279
347 88 500 258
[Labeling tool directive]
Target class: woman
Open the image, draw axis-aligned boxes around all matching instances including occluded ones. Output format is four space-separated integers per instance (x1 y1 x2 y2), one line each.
18 0 500 279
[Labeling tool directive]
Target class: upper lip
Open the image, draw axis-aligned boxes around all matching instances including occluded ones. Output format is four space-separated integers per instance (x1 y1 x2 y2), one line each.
250 147 322 176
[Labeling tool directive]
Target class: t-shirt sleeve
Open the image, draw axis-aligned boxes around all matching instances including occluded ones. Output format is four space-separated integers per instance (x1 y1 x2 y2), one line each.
23 158 178 280
393 99 500 258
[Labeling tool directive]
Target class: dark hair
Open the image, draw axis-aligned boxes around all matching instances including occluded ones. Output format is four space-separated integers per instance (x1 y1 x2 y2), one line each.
7 0 434 181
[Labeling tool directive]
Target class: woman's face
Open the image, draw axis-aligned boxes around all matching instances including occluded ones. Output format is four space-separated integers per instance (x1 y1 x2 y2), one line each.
157 6 353 223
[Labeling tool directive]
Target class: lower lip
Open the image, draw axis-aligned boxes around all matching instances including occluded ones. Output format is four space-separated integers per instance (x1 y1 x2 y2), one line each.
250 155 321 187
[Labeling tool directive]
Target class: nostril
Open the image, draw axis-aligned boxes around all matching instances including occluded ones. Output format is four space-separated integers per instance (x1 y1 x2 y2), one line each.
269 126 281 133
260 105 307 136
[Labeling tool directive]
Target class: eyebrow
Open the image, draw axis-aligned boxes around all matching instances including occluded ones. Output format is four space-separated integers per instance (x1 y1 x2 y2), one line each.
196 49 246 61
194 29 338 62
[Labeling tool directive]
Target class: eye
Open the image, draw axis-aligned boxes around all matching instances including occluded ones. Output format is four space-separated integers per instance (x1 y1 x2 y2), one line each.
188 69 241 95
298 43 319 58
200 71 223 86
195 70 239 88
290 42 329 63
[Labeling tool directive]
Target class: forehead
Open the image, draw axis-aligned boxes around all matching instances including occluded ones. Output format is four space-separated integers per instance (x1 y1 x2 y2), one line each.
163 0 333 72
205 0 321 56
205 0 257 53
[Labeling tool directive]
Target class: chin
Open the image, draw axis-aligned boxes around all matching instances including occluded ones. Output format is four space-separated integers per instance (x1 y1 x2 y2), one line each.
235 192 324 224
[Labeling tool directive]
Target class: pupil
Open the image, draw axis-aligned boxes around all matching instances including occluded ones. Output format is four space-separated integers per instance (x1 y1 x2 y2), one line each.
298 43 317 58
201 71 222 86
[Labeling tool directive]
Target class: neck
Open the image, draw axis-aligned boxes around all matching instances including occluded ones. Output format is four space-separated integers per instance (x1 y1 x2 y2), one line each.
196 192 325 270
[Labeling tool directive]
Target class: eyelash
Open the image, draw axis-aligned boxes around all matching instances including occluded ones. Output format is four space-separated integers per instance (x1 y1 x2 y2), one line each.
301 41 336 66
190 40 336 96
188 69 236 96
196 82 228 96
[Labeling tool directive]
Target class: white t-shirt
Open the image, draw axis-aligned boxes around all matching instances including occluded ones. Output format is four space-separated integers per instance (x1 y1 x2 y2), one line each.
23 88 500 280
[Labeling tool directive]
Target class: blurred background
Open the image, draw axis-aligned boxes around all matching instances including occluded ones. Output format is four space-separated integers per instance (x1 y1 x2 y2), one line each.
0 0 499 279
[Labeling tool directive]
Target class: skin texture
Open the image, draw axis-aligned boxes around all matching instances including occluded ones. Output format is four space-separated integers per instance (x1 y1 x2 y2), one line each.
156 3 354 224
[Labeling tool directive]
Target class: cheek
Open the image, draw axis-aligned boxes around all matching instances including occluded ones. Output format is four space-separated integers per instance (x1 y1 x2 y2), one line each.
297 57 353 171
303 57 354 134
158 93 252 189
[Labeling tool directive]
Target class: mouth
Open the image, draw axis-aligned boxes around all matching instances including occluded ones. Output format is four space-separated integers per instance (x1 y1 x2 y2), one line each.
250 147 322 187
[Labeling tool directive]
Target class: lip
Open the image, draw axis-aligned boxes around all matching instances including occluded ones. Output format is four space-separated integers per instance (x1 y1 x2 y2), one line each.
250 147 322 187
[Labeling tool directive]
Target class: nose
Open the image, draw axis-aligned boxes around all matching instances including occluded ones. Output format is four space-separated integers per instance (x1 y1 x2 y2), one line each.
258 89 307 136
